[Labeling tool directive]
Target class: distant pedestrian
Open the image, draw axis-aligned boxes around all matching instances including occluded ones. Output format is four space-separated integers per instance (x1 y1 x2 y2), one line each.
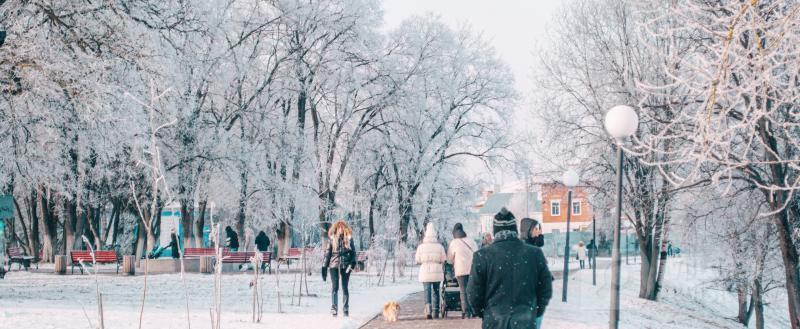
468 207 553 329
667 241 673 257
481 232 493 248
575 241 587 269
416 222 447 319
447 223 479 318
586 239 595 269
225 226 239 251
323 220 357 317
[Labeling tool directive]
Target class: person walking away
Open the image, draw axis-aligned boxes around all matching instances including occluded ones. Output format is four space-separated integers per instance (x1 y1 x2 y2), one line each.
323 220 357 317
520 218 547 328
447 223 479 319
575 241 587 269
416 222 447 319
468 207 553 329
255 231 271 272
586 239 595 269
225 226 240 251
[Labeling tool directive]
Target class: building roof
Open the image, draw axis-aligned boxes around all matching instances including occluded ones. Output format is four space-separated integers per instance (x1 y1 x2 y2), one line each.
479 192 542 215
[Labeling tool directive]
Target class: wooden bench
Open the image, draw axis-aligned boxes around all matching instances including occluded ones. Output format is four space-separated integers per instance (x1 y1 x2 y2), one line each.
276 247 315 271
184 247 219 259
355 251 368 271
221 251 273 273
71 250 119 274
7 247 38 270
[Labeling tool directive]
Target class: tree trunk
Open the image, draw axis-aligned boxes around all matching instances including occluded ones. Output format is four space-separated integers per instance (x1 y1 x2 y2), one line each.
180 200 194 252
237 167 248 240
773 206 800 329
754 279 764 329
737 285 753 326
27 191 39 259
39 187 58 262
63 200 77 254
195 200 207 248
398 200 413 243
135 220 146 261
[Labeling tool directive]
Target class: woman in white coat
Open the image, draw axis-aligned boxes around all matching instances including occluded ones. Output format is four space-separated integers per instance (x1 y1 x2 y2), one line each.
447 223 478 318
416 222 447 319
575 241 588 269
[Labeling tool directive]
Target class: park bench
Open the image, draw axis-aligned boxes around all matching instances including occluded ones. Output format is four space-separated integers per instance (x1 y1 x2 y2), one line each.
355 251 368 271
183 247 218 259
222 251 273 273
275 247 317 272
71 250 120 274
8 247 39 270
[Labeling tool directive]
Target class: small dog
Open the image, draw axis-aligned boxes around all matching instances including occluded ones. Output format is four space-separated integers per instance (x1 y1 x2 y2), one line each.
382 301 401 322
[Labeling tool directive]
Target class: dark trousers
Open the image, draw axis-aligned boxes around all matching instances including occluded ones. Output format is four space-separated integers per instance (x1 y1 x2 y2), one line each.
456 275 473 316
579 260 585 269
329 268 350 311
423 282 440 314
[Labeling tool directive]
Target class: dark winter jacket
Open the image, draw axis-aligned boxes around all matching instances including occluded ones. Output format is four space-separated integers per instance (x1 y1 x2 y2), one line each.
225 228 240 250
519 218 544 247
467 234 553 329
255 232 270 252
323 236 357 270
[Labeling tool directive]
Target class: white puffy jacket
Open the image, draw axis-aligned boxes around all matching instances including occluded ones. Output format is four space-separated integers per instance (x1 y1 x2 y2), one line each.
447 237 478 277
415 223 447 283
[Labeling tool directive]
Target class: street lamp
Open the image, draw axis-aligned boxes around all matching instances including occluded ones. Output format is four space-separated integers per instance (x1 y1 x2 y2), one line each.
604 105 639 329
592 214 597 286
561 168 579 302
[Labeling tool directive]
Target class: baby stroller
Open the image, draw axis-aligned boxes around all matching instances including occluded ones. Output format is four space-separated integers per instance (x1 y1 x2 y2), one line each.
440 263 462 318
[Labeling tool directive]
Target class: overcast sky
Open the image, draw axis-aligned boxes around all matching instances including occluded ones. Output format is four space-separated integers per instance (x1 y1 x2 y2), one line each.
382 0 566 185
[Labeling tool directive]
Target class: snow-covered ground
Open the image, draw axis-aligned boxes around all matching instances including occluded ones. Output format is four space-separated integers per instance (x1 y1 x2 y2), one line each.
544 257 789 329
0 257 791 329
0 266 420 329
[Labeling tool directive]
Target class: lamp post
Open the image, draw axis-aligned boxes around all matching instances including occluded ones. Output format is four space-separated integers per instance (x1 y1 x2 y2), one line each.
604 105 639 329
561 168 579 302
592 214 597 286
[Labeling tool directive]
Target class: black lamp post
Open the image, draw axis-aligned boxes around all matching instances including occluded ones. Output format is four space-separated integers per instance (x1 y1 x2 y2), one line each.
604 105 639 329
561 168 579 302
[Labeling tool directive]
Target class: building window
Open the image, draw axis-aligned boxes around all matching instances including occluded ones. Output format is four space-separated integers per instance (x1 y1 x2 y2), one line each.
551 201 560 216
572 201 581 215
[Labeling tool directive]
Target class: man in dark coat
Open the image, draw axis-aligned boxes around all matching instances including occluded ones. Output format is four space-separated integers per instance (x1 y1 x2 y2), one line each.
225 226 239 251
468 208 553 329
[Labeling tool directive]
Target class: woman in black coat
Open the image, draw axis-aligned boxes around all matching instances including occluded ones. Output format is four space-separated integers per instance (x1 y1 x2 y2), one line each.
322 220 357 317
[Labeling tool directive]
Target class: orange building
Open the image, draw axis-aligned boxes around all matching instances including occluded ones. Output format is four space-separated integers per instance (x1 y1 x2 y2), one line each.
539 183 593 233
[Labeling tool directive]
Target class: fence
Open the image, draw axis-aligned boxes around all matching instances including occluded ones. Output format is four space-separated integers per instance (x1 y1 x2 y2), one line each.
540 232 640 259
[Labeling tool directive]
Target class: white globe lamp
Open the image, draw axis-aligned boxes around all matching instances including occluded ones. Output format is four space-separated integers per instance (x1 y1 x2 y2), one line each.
604 105 639 139
562 169 579 188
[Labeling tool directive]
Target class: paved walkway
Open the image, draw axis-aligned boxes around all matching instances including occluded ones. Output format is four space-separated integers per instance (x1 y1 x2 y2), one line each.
361 270 566 329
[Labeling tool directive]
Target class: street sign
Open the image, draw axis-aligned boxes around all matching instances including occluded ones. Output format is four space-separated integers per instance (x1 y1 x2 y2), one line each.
0 195 13 220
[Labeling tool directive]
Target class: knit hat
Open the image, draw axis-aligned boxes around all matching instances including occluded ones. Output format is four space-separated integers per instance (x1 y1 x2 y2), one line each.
493 207 517 234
